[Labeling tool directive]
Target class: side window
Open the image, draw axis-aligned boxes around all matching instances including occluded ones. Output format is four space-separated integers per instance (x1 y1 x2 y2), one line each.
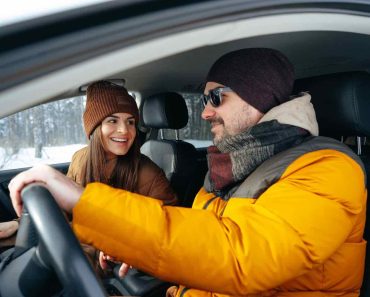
162 93 213 148
0 96 87 171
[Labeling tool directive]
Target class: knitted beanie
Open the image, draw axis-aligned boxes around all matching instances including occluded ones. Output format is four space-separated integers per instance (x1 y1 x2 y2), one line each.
206 48 295 113
83 81 139 138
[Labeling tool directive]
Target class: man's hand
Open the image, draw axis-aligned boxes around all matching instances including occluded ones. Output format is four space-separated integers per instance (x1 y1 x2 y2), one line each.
8 164 83 216
99 251 131 278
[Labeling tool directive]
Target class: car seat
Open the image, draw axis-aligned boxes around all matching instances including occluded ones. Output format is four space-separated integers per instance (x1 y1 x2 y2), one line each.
140 92 200 207
112 92 201 297
294 71 370 297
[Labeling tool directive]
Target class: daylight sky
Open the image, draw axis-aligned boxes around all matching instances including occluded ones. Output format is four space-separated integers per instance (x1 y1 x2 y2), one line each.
1 0 109 26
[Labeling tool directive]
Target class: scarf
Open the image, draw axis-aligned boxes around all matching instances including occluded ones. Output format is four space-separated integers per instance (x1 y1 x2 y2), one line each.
205 120 310 197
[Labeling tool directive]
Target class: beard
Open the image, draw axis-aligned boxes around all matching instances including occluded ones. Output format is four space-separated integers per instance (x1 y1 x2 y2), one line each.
211 119 254 150
210 118 229 147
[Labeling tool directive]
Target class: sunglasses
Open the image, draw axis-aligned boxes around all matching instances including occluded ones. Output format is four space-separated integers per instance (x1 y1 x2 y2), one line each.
202 87 233 107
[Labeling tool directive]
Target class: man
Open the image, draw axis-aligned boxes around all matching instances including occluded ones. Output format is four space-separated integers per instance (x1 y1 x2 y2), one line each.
9 48 366 297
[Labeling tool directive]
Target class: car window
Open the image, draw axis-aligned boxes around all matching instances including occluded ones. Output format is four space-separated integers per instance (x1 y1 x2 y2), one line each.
162 93 213 148
0 96 87 171
0 91 141 171
0 91 206 172
0 0 110 26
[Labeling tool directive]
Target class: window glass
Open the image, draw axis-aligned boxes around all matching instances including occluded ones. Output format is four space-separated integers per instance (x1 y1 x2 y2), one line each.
0 91 208 171
162 93 213 148
0 96 87 171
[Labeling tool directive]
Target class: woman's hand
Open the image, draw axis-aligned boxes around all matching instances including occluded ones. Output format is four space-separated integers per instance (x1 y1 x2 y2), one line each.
99 251 131 278
0 220 18 239
8 164 83 216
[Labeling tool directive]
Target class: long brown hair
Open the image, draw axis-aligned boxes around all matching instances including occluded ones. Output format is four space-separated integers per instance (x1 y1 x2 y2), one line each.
80 125 141 191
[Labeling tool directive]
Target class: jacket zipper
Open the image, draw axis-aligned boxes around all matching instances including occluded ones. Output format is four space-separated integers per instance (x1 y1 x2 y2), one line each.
203 195 228 215
202 196 217 210
179 287 190 297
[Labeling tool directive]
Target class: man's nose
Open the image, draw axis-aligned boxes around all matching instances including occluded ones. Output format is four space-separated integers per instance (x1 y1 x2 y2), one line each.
201 102 216 120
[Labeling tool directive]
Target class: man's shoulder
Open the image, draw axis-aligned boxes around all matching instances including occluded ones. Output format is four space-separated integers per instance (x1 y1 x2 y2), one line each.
269 136 360 167
262 135 364 180
283 136 363 170
234 136 364 199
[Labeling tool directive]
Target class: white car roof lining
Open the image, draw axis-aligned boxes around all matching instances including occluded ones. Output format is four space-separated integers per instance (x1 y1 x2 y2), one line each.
1 12 370 118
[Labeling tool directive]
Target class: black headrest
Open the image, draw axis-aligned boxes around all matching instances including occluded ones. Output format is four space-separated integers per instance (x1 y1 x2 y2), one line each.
142 92 188 129
294 71 370 137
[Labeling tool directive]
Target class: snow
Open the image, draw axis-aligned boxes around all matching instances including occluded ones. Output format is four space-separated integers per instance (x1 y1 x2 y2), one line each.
0 140 212 171
185 139 212 148
0 144 86 171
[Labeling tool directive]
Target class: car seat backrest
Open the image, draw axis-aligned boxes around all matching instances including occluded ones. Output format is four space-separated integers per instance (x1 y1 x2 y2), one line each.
140 92 199 207
294 71 370 297
294 71 370 137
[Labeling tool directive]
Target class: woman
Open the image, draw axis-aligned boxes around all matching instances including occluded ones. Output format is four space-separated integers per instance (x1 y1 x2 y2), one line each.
67 80 177 276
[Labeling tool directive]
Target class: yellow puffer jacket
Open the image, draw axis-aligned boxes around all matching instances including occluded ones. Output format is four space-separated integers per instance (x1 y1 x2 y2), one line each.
73 137 366 297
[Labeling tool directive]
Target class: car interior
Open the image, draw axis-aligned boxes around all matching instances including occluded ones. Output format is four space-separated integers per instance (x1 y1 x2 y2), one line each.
1 70 370 297
1 1 370 296
140 92 205 208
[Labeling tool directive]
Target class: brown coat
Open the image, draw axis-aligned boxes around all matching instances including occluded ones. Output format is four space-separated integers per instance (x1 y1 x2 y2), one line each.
67 146 177 205
67 146 177 273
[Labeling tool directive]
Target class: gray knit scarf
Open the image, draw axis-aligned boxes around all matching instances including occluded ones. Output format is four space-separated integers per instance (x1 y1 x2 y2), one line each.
205 120 309 198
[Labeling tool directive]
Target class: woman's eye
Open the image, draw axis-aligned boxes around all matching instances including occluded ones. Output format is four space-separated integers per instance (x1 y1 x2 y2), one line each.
127 120 135 125
106 119 116 124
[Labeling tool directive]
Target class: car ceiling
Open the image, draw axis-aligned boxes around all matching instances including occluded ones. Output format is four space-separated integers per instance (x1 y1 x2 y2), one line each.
116 30 370 97
2 2 370 117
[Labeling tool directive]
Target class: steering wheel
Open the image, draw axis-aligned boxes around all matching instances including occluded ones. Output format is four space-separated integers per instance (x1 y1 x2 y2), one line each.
0 184 108 297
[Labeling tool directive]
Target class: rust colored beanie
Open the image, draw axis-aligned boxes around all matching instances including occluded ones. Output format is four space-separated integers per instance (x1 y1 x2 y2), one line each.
83 81 139 138
206 48 295 113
